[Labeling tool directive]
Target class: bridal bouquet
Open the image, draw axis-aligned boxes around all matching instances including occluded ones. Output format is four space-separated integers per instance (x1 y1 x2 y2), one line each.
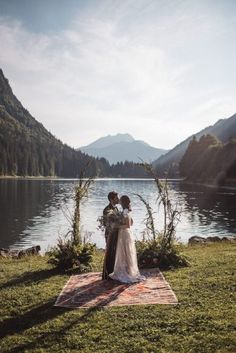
97 209 125 232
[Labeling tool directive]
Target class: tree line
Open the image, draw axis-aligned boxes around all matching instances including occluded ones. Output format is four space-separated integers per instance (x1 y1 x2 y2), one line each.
179 134 236 184
0 106 149 178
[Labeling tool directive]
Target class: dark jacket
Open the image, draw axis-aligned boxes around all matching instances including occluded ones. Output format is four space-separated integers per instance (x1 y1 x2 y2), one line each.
103 203 119 240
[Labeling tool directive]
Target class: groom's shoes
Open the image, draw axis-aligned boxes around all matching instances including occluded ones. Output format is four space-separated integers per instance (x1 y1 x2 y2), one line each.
102 274 109 280
102 273 113 281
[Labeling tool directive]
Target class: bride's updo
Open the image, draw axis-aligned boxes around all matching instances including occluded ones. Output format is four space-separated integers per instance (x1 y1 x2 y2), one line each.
120 195 131 211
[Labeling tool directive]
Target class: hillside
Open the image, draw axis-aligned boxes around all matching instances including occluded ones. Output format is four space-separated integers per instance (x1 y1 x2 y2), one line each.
180 134 236 185
153 113 236 177
0 69 109 177
0 70 149 178
79 134 168 164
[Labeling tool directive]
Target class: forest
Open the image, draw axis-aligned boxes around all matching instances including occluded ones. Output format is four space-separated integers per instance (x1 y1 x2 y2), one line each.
180 134 236 184
0 69 148 178
1 69 236 181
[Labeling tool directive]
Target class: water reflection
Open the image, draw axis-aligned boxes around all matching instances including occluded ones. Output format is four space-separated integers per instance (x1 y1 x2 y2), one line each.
0 179 235 251
177 183 236 237
0 179 72 249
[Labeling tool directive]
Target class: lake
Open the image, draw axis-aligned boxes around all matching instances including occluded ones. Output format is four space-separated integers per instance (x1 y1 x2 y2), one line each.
0 178 236 252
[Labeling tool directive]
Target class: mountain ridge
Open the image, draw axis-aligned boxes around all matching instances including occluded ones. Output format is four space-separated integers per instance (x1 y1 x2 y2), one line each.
0 69 105 177
80 133 135 150
0 69 149 178
179 134 236 185
153 113 236 176
79 133 168 164
2 68 235 179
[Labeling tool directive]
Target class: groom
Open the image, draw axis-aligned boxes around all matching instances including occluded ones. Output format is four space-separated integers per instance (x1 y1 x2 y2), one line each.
102 191 120 280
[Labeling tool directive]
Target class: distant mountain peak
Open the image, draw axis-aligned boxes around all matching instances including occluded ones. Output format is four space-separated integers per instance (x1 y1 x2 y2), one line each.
114 132 134 138
78 133 168 164
80 133 135 150
108 133 134 138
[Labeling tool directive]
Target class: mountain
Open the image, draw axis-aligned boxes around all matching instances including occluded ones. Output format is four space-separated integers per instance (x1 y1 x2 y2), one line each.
82 133 135 149
180 134 236 185
0 69 108 177
79 134 168 164
0 69 149 178
153 113 236 177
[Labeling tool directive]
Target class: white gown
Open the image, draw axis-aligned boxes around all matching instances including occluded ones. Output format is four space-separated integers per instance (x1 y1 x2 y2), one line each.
109 209 146 283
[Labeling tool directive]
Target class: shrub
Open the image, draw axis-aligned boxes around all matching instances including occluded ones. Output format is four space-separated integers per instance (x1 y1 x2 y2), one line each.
48 168 96 271
136 239 189 269
48 237 96 272
136 163 190 269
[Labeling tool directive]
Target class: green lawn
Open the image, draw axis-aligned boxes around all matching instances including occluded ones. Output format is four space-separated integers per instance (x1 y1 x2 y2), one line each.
0 243 235 353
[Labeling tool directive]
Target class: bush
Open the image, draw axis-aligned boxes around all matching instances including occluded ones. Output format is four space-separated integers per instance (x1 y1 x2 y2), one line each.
48 237 96 272
136 163 190 269
136 239 190 270
47 169 96 272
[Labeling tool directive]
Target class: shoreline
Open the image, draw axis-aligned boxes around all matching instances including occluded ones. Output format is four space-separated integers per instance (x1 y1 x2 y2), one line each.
0 175 59 180
2 234 235 254
1 175 236 188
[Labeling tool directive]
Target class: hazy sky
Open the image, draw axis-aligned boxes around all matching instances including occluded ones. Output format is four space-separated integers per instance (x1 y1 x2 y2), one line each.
0 0 235 149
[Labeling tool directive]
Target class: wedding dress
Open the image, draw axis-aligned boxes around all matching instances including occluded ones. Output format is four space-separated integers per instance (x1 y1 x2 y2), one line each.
109 209 146 283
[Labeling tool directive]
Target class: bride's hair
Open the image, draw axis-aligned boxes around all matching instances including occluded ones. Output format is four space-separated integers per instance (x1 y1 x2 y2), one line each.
120 195 131 211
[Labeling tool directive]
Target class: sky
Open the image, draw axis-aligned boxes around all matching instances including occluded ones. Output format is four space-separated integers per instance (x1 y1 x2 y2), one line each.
0 0 235 149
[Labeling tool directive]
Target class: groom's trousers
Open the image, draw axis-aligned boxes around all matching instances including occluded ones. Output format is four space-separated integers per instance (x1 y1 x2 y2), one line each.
102 229 119 280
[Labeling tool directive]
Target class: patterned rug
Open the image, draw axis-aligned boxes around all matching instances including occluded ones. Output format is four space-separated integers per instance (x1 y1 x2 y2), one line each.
54 269 178 308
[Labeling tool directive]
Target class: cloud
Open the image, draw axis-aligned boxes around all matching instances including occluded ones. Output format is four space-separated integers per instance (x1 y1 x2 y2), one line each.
0 0 235 149
0 16 181 144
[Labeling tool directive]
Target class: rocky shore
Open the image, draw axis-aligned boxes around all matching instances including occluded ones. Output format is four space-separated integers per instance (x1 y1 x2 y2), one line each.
188 235 236 245
0 245 41 258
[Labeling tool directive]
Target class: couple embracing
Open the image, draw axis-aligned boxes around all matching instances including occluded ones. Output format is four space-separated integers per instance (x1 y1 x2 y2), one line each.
102 191 146 283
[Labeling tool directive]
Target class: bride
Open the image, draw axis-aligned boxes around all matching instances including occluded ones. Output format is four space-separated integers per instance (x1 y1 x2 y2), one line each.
109 195 146 283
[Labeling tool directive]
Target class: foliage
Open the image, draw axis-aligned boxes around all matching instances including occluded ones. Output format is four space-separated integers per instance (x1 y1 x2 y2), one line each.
48 170 95 270
72 171 94 244
136 239 189 269
0 243 235 353
135 194 157 239
180 134 236 184
47 237 96 271
109 160 149 178
135 163 186 269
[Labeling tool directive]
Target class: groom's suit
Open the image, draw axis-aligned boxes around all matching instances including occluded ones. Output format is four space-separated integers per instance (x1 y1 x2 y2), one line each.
102 203 119 280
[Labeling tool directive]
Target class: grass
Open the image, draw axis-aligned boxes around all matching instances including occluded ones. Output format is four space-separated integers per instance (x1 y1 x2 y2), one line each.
0 243 235 353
